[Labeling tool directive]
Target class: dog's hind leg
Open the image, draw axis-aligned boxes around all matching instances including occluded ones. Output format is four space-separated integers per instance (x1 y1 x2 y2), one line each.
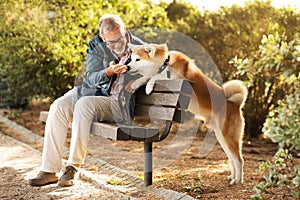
227 156 236 181
227 143 244 185
215 130 236 183
215 127 244 185
227 141 244 185
223 128 244 184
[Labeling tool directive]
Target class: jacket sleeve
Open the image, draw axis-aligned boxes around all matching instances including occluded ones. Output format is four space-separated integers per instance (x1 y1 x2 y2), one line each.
84 40 111 88
131 35 146 45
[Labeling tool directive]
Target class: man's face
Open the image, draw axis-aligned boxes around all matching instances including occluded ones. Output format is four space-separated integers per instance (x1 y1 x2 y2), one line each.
103 30 127 55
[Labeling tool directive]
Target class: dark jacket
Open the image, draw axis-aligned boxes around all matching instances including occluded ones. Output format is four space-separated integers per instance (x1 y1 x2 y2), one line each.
77 31 144 123
78 31 144 97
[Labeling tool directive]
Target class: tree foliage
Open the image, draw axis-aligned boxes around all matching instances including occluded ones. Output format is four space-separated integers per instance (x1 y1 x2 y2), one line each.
0 0 170 103
251 80 299 199
231 31 299 137
233 32 300 199
0 0 55 103
250 33 299 199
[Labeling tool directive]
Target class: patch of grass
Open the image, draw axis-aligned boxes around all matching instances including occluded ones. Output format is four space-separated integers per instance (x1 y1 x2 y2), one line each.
184 183 204 193
193 173 203 181
178 175 185 179
107 177 126 186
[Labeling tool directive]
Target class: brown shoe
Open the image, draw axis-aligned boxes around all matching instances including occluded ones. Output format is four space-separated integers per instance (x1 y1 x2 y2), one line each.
58 165 77 187
28 171 58 186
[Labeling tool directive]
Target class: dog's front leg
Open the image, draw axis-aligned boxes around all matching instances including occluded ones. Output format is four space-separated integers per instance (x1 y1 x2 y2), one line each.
130 76 150 91
146 73 169 94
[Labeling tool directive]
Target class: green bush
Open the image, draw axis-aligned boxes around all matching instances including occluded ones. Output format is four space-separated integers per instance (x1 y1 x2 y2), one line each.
0 0 81 102
251 80 300 199
230 31 300 137
232 31 300 199
0 0 52 103
264 84 300 151
0 0 170 103
252 149 300 199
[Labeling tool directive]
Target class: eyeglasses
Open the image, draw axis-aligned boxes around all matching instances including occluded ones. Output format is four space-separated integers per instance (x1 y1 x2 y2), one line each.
105 34 125 47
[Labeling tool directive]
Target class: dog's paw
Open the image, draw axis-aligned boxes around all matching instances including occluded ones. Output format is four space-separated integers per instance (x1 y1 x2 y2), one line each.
229 179 238 185
229 178 242 185
146 83 155 95
227 175 234 181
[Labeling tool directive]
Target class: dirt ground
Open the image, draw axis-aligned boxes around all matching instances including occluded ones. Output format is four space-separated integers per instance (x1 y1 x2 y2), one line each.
0 99 297 199
0 132 145 200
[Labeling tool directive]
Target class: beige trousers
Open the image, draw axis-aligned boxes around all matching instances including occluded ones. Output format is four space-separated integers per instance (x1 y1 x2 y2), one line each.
41 87 123 172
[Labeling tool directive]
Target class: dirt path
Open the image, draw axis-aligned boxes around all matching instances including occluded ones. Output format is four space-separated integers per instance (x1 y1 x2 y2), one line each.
0 132 137 200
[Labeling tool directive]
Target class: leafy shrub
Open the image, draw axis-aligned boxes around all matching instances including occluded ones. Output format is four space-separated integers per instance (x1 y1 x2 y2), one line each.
252 149 300 199
264 84 300 151
231 31 300 137
0 0 80 102
251 80 300 199
0 0 170 103
241 32 300 199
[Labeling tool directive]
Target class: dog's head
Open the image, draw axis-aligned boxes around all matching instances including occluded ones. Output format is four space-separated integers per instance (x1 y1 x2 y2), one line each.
127 43 168 76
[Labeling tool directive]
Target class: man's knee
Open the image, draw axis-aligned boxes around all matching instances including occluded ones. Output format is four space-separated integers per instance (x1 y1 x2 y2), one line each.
74 96 113 120
73 96 96 115
49 97 73 115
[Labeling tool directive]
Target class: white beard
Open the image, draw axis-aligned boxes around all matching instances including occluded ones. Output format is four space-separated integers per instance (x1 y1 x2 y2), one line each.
113 44 127 55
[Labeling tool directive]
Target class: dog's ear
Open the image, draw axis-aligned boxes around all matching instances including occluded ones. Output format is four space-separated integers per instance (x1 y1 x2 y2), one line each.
160 43 168 50
128 43 139 50
144 45 156 58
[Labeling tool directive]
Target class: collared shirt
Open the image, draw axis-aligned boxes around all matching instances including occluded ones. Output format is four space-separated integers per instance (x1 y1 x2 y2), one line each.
109 54 131 100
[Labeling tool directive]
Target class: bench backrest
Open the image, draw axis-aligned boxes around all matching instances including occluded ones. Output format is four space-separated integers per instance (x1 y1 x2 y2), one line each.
134 79 193 123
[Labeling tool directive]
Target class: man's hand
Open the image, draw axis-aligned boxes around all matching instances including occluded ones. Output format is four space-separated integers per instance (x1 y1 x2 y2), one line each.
106 61 128 77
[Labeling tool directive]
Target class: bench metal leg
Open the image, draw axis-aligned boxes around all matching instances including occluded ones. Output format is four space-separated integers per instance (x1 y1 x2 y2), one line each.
144 142 153 186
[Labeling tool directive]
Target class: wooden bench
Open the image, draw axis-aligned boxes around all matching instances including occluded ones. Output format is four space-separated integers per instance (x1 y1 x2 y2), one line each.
40 79 193 186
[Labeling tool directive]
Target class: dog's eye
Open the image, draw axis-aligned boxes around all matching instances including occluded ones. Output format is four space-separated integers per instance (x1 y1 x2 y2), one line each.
136 58 140 62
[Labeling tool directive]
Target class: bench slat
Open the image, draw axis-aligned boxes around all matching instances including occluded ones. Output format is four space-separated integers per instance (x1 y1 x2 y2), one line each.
87 122 162 142
136 92 190 109
152 79 194 95
39 111 49 122
91 123 125 140
118 124 160 142
134 105 176 121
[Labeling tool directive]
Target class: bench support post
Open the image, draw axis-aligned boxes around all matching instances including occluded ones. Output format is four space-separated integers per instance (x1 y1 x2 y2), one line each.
144 142 153 186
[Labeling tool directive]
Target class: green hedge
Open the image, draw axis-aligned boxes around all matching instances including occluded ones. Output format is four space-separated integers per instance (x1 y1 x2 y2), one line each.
0 0 170 103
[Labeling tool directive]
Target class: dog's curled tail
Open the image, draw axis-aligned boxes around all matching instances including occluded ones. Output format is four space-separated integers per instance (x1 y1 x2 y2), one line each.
223 80 248 107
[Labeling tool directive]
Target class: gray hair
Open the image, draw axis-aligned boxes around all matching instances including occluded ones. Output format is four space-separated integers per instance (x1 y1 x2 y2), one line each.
99 14 126 37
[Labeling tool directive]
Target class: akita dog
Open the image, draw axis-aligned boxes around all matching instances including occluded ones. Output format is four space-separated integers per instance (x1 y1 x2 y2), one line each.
127 43 248 185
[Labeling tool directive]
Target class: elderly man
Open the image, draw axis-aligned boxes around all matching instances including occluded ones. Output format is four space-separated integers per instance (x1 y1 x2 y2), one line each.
29 14 144 187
